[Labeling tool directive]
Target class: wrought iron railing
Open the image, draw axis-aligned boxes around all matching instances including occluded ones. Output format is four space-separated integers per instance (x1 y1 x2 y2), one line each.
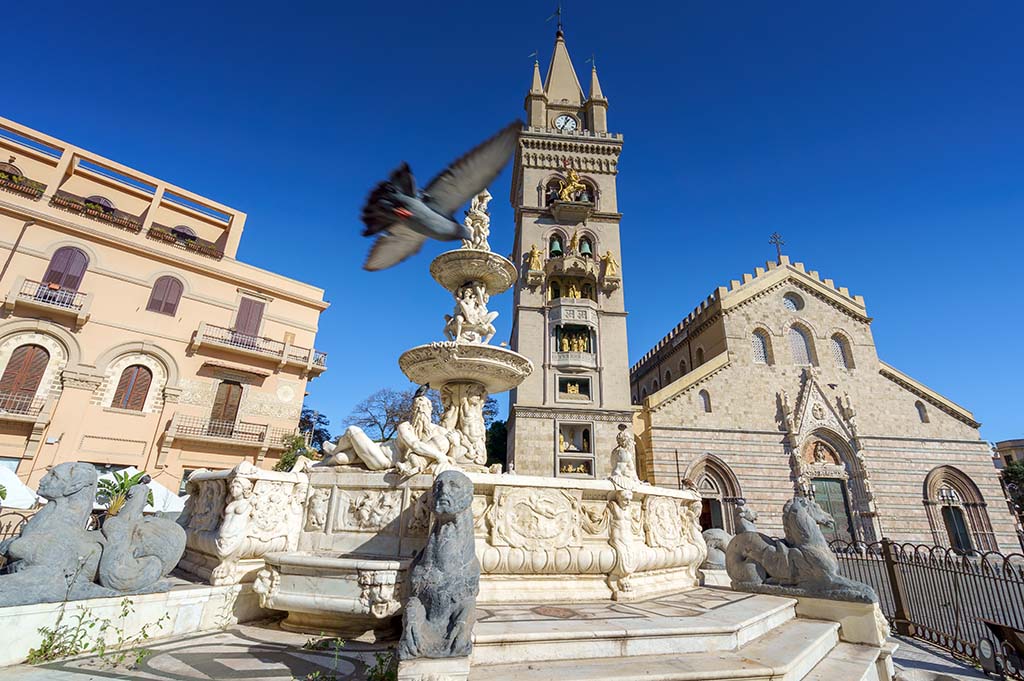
198 324 326 369
0 391 46 416
0 510 34 543
832 539 1024 678
50 189 143 233
146 223 223 260
17 278 88 311
0 171 45 199
175 415 267 444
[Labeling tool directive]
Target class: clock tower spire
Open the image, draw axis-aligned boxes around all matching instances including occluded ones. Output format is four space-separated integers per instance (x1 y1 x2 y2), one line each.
507 29 631 478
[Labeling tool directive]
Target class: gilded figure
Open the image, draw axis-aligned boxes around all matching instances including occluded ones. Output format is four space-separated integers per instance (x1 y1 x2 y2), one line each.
602 250 619 278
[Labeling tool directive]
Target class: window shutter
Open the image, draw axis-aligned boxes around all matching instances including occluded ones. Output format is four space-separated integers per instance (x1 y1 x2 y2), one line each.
125 366 152 411
112 366 137 409
43 247 88 291
147 278 170 312
234 298 265 337
42 248 73 286
211 381 242 422
63 250 88 291
0 345 49 396
163 279 183 315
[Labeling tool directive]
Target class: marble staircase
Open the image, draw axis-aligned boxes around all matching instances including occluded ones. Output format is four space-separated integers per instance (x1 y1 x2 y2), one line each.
469 587 890 681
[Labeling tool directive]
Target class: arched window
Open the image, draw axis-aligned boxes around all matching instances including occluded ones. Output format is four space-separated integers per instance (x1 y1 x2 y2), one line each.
664 370 672 383
830 334 853 369
0 162 24 177
146 276 184 315
43 246 89 292
632 393 638 404
916 400 929 423
925 466 997 552
0 344 49 413
782 292 804 311
549 280 561 300
171 225 197 241
549 234 563 257
641 387 648 400
85 195 115 210
695 347 705 366
699 389 712 413
580 237 593 258
679 360 687 375
751 330 770 364
788 325 813 366
652 379 660 391
111 364 153 411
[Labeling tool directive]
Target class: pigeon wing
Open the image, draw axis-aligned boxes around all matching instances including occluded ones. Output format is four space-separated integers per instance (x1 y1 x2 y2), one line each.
363 223 426 271
423 121 520 216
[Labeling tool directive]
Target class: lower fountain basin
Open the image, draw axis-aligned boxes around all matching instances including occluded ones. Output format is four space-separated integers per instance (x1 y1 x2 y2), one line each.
399 342 532 394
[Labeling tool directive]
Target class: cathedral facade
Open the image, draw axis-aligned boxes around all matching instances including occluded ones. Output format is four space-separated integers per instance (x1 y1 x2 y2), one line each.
629 256 1017 552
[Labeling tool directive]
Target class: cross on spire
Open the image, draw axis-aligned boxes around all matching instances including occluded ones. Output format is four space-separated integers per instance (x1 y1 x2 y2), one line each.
769 232 785 260
546 2 564 33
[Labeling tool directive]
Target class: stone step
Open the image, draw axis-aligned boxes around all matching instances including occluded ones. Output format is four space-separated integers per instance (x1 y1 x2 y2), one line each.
469 618 841 681
471 588 797 665
802 642 884 681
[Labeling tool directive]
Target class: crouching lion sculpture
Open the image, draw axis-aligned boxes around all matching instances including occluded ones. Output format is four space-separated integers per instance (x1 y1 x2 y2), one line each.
725 495 877 604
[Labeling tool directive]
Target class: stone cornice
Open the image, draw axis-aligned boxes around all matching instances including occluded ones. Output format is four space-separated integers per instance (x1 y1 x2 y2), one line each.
511 405 636 423
516 207 623 221
61 367 104 391
646 352 732 413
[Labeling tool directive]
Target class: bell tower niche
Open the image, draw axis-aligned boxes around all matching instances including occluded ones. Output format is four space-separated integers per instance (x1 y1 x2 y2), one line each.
507 28 631 479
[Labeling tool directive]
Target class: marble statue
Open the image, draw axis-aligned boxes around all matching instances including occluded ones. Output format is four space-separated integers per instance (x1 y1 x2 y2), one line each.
725 495 878 603
610 424 640 491
322 393 453 476
461 189 492 251
443 282 498 344
398 470 480 660
701 528 732 570
98 482 186 592
527 243 544 271
606 489 640 595
602 250 619 278
0 462 186 606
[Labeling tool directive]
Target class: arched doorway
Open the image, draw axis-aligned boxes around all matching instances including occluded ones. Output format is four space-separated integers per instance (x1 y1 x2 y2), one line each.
0 344 50 413
686 454 742 533
924 466 997 553
797 431 873 543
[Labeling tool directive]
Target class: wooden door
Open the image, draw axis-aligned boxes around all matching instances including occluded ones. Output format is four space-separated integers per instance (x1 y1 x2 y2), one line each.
812 478 855 543
233 298 264 337
209 381 242 436
0 344 49 413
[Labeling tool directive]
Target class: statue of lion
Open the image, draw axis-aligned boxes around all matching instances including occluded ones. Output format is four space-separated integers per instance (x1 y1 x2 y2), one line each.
725 495 876 603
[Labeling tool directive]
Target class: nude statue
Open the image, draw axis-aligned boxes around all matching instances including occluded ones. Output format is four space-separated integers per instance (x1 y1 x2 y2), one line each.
321 393 451 476
444 283 498 344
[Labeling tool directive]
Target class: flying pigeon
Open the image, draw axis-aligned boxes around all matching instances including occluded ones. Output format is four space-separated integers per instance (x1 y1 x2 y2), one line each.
361 121 521 271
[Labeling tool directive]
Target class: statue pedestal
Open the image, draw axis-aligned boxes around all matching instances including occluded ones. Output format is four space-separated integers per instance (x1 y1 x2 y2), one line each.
397 656 470 681
550 200 594 224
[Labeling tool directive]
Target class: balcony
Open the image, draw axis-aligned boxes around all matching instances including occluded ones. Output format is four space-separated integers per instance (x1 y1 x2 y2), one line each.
3 276 92 327
190 322 327 376
553 351 597 370
169 415 301 453
146 224 224 260
548 297 598 326
0 392 46 422
50 190 143 234
0 171 45 200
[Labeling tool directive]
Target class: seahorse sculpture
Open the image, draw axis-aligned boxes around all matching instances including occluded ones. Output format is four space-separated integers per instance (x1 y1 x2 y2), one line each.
98 482 186 593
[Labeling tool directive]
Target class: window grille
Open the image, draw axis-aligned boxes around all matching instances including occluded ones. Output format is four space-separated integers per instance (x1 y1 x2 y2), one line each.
788 326 812 366
752 331 769 364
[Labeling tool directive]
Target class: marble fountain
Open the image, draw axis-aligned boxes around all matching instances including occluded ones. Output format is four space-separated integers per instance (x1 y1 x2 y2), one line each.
177 190 706 639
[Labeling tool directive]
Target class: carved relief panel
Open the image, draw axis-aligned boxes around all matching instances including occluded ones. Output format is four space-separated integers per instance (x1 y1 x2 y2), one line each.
487 486 582 550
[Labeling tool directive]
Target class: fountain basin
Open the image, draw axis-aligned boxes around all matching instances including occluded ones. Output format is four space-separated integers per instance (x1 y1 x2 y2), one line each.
399 342 532 394
430 249 518 295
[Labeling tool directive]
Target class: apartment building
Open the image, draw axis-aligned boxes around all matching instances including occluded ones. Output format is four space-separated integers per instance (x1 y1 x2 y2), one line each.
0 116 328 493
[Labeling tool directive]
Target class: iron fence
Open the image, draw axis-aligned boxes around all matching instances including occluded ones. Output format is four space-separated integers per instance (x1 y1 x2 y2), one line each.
832 539 1024 678
0 391 45 416
174 415 268 444
18 278 87 311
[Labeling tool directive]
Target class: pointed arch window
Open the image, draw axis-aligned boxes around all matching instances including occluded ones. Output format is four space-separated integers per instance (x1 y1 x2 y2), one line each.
830 334 853 369
926 466 997 552
679 360 687 375
111 364 153 411
664 370 672 384
916 400 929 423
43 246 89 292
788 326 813 366
695 347 705 366
0 344 49 413
751 330 770 364
147 276 184 316
652 379 660 391
699 389 712 413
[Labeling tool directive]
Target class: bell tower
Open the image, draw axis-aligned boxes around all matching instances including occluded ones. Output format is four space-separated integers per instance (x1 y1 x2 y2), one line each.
507 29 632 478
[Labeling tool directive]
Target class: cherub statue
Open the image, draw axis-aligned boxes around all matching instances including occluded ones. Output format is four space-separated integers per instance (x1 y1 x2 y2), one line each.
527 243 544 271
610 424 640 490
602 250 619 278
461 189 492 251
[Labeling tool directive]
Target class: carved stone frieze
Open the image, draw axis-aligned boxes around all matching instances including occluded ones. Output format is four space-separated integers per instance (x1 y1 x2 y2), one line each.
407 490 432 536
643 496 685 549
487 486 582 550
358 569 401 618
336 490 403 532
306 487 331 531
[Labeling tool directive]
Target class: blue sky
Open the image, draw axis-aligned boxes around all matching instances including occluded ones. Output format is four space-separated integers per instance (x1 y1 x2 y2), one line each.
4 1 1021 440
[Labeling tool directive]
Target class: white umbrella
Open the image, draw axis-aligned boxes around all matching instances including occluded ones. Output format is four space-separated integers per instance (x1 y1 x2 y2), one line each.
0 466 39 509
95 466 185 514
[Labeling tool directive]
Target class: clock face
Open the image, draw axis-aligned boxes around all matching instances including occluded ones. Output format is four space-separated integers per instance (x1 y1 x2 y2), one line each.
554 114 578 132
